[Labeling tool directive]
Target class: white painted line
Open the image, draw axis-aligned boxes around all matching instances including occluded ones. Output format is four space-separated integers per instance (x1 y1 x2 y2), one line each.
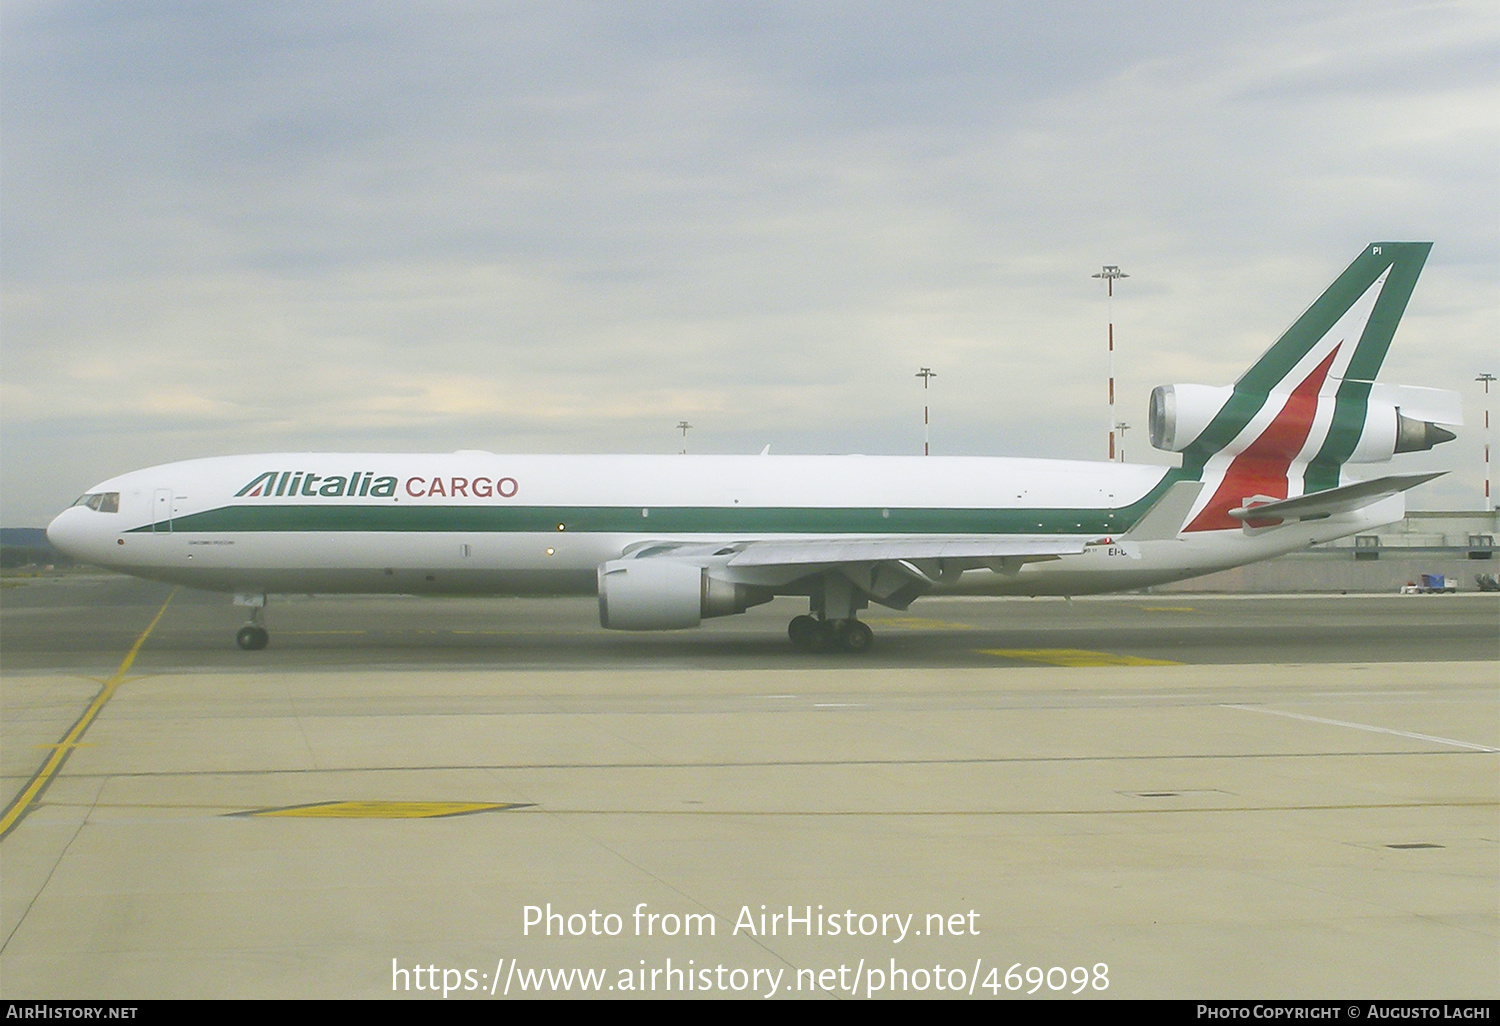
1225 705 1499 752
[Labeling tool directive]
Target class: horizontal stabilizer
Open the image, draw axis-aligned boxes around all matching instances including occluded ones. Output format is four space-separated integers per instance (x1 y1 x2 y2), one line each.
1122 481 1203 541
1366 383 1463 425
1228 472 1445 525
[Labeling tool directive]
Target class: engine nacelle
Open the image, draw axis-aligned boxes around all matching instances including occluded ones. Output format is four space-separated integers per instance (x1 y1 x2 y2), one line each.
597 559 772 630
1355 383 1462 462
1148 384 1234 453
1346 403 1458 462
1150 381 1459 462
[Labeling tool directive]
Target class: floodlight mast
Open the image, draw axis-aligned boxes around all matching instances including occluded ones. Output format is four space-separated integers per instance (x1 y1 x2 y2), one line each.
915 367 936 455
1479 373 1496 511
1092 265 1128 460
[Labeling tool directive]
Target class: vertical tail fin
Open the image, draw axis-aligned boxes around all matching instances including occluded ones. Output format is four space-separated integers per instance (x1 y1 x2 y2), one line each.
1171 243 1434 532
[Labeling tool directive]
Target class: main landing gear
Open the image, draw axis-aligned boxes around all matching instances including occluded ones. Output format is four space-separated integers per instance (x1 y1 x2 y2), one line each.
788 614 874 654
234 593 269 650
788 572 875 654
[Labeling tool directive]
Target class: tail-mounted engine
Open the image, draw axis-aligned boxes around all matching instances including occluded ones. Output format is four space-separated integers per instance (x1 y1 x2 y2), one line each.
1149 382 1459 463
1148 384 1233 453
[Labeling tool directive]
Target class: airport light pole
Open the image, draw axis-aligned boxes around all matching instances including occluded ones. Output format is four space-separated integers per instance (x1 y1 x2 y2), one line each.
1093 265 1128 460
1479 373 1496 511
676 420 692 455
916 367 937 455
1115 421 1131 463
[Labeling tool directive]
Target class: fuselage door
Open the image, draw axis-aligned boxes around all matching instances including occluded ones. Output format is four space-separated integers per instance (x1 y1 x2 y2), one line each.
152 489 174 533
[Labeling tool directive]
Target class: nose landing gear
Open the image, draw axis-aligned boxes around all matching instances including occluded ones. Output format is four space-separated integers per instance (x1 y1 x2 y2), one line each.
234 593 269 650
236 625 269 650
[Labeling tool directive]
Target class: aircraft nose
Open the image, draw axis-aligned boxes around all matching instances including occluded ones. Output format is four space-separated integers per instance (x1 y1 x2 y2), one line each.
46 507 93 562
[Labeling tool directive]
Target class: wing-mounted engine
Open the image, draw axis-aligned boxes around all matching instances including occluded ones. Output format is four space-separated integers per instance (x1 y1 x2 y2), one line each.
597 557 773 630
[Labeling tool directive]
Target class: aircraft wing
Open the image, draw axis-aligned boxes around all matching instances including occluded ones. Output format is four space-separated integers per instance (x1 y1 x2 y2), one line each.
621 534 1093 612
1228 472 1445 525
614 481 1217 613
714 479 1206 564
723 535 1089 567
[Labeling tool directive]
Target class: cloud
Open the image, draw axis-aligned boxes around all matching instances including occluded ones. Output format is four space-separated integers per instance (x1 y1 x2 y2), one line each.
3 1 1496 523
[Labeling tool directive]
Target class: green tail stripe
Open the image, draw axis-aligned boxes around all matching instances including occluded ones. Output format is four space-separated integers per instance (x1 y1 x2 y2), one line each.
1180 243 1429 478
1304 243 1431 492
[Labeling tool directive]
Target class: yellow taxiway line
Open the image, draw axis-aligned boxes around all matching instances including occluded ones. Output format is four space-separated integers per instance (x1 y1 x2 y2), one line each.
977 648 1181 667
0 588 176 839
234 801 533 818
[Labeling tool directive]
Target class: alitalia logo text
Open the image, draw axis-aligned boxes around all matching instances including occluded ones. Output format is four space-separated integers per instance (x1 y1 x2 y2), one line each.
236 471 519 500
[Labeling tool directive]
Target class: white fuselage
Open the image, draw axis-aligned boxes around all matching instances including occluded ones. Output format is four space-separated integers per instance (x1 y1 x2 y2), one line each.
45 451 1403 599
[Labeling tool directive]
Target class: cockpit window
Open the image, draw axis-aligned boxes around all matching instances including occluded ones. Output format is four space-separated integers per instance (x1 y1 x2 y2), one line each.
72 492 119 513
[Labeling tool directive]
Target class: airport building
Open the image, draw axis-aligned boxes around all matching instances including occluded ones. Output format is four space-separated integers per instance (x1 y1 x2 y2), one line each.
1158 509 1500 593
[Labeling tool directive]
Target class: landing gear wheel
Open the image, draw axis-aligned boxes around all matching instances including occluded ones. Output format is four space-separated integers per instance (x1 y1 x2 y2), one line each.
788 615 824 650
839 619 874 654
236 625 269 651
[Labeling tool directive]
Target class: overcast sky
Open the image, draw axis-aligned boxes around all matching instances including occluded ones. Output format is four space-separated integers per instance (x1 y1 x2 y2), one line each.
3 0 1496 525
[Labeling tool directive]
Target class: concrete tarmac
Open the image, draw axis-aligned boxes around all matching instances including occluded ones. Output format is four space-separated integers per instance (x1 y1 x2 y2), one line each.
1 575 1496 999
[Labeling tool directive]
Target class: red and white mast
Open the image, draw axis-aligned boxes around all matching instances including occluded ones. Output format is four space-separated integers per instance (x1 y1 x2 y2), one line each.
915 367 937 456
1479 373 1496 511
1093 265 1128 461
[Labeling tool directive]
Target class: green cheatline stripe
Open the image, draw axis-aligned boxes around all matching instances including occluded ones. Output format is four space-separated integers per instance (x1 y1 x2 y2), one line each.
128 474 1186 537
